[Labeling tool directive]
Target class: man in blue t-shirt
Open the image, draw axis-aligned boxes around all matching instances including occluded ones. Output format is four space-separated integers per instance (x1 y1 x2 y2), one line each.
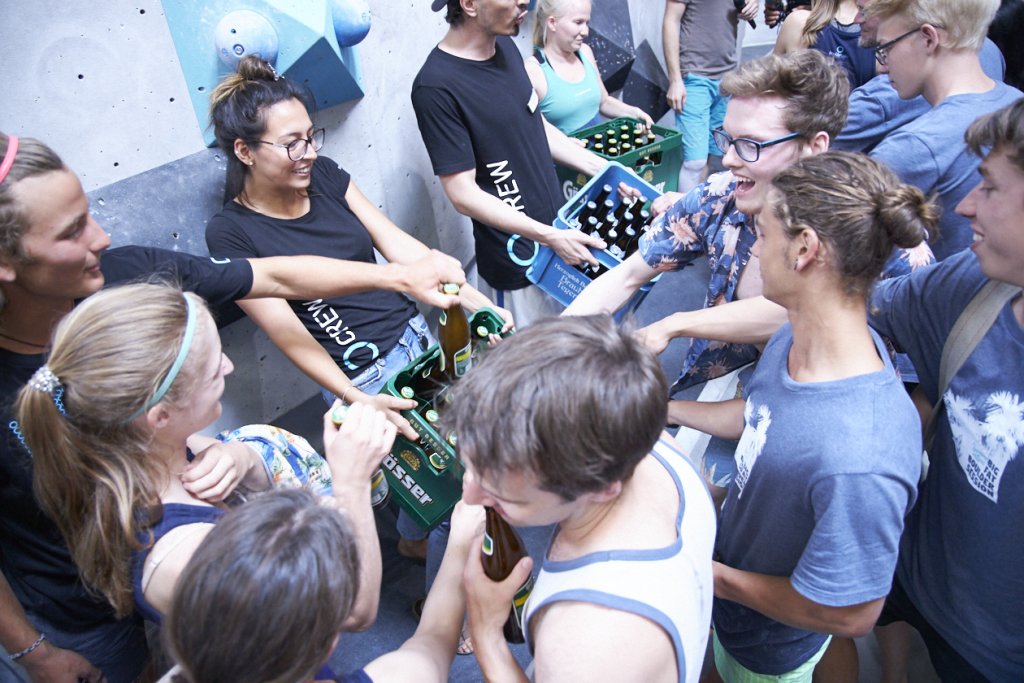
412 0 610 326
865 0 1022 260
869 99 1024 682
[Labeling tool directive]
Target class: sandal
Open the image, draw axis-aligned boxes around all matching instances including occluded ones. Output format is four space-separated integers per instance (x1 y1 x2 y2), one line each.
457 622 474 656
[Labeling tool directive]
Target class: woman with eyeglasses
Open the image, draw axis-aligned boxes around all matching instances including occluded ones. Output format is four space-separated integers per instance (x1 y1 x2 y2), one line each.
205 56 510 571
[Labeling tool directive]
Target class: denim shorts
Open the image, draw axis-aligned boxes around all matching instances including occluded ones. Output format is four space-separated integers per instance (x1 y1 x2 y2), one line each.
321 313 435 405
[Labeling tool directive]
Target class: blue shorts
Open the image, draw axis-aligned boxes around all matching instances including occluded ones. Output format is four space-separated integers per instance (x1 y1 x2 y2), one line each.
676 75 728 162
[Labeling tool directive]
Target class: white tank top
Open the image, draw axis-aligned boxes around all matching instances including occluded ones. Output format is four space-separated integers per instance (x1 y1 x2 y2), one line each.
523 435 716 683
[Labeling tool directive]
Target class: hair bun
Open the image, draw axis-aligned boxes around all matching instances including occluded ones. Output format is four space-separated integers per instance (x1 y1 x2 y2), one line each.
235 54 278 82
874 185 937 249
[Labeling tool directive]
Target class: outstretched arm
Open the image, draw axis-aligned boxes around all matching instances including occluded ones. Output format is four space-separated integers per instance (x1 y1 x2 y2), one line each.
245 251 467 311
562 251 660 316
363 502 485 683
440 169 605 267
635 295 787 354
667 397 746 440
322 402 397 631
581 45 653 128
235 297 420 440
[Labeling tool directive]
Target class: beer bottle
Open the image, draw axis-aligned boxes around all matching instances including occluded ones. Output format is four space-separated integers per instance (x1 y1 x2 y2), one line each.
438 283 471 381
576 200 599 226
592 183 613 208
585 216 604 241
608 197 633 226
331 403 391 509
482 507 535 643
606 145 619 157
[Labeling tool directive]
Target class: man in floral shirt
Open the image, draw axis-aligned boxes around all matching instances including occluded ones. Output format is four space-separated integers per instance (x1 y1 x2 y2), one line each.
566 50 933 393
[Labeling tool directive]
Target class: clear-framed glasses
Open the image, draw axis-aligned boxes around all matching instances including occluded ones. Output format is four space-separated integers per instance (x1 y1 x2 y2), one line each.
257 128 325 161
712 128 803 163
873 27 920 66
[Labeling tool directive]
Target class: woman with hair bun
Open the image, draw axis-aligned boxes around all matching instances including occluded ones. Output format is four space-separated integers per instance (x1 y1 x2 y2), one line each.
205 55 509 439
205 55 510 569
667 151 936 680
14 283 394 631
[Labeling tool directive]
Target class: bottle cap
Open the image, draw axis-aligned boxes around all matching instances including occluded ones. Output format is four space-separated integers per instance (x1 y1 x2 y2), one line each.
446 431 458 446
476 325 490 337
442 282 461 295
425 409 440 423
330 403 348 425
400 386 415 399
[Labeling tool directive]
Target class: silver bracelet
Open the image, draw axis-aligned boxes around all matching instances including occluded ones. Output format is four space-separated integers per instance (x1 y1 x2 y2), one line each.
9 633 46 661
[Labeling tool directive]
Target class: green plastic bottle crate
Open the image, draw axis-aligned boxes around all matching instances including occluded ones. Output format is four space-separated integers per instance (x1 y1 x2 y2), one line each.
555 116 683 202
378 307 510 530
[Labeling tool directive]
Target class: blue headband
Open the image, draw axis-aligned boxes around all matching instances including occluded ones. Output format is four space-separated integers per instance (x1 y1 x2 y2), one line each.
125 295 198 422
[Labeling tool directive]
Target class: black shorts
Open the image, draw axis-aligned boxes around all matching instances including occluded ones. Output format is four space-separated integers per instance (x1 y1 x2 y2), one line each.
877 573 991 682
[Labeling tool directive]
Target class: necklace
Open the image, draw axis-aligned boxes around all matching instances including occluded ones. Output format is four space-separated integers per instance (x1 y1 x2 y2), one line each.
0 329 49 350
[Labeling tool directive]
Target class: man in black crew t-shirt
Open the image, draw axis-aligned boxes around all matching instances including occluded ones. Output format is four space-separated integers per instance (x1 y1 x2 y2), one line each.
412 0 612 325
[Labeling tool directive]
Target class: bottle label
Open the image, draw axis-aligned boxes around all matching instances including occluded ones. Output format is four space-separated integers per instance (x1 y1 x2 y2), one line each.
511 573 536 632
370 468 390 508
454 344 472 377
482 531 494 556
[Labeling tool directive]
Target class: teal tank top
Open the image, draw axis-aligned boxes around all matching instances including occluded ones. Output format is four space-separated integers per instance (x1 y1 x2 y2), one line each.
536 48 602 134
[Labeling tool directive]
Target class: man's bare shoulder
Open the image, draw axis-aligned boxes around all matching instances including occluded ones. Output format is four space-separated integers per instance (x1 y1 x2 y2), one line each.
532 600 678 683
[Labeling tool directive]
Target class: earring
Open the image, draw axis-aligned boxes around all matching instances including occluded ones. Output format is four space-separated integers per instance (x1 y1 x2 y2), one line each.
793 258 799 270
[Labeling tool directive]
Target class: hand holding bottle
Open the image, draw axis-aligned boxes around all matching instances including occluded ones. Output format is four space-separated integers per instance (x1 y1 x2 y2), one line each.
463 531 534 646
323 401 396 486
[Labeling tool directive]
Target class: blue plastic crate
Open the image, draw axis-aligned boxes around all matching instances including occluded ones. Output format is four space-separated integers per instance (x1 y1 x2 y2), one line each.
528 162 662 317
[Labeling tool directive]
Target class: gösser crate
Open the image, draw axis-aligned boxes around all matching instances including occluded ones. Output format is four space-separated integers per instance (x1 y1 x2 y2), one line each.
378 307 510 529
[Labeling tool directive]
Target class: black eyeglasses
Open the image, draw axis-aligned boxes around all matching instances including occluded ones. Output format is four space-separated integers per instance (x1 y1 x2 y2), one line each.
712 128 802 163
873 27 920 66
257 128 325 161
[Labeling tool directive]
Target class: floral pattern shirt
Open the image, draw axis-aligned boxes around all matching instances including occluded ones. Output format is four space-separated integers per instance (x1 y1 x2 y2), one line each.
639 172 935 392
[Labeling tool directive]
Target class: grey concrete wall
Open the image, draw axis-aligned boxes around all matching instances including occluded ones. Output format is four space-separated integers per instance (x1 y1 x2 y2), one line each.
1 0 773 434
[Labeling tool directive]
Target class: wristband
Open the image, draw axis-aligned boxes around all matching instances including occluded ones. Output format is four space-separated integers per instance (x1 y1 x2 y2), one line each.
9 633 46 661
340 385 356 405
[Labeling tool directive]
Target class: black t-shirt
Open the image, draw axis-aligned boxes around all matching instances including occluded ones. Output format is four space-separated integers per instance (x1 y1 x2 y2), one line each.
0 246 253 629
205 158 417 378
412 36 563 291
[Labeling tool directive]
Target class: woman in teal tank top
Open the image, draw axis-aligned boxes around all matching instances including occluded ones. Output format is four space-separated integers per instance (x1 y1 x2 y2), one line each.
525 0 654 134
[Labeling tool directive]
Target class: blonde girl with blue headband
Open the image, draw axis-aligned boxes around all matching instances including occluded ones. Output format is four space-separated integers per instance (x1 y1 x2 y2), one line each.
14 282 394 627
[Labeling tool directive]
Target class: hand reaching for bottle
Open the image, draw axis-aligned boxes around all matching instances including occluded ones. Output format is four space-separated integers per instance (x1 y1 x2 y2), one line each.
546 228 606 267
323 401 396 485
401 249 466 309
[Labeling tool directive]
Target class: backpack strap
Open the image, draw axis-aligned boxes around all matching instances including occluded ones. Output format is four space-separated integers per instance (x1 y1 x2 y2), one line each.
924 280 1022 451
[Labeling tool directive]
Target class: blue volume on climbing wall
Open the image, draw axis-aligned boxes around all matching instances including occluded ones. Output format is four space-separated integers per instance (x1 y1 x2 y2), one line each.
161 0 364 146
